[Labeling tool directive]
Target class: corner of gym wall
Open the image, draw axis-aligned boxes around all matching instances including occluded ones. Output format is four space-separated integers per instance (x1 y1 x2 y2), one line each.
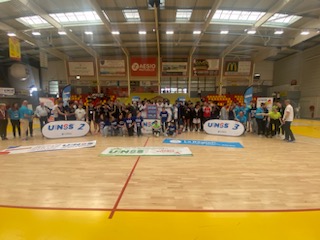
41 60 67 92
255 61 274 85
273 45 320 118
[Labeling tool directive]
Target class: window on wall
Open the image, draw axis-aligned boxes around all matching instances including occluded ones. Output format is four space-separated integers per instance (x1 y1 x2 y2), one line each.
49 80 59 96
160 77 188 93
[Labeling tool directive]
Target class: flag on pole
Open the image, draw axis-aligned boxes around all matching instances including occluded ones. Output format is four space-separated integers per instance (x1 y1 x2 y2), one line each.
244 86 253 105
62 85 71 106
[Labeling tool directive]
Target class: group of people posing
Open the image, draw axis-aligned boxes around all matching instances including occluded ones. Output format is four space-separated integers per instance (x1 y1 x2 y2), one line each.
0 100 51 141
0 97 295 142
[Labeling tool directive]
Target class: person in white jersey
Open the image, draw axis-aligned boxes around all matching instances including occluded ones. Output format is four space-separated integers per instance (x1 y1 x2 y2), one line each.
282 99 295 142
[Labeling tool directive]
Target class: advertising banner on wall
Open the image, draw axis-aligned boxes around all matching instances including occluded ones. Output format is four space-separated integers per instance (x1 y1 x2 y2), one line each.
257 97 273 111
130 57 157 76
161 62 188 76
99 59 126 76
224 61 252 76
68 61 95 76
9 37 21 61
193 59 219 76
0 88 15 96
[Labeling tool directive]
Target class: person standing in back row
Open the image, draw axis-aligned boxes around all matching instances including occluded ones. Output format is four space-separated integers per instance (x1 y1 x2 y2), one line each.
19 100 32 141
35 102 50 132
8 103 21 138
0 103 8 140
282 99 295 142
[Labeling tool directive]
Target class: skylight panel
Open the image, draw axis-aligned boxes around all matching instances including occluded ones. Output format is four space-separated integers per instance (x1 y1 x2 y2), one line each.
176 9 192 21
49 11 101 24
123 9 141 22
212 10 266 23
266 13 301 26
17 15 50 28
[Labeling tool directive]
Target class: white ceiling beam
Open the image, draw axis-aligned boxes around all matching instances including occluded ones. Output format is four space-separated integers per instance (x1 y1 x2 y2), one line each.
189 0 223 56
18 0 98 58
253 47 280 62
89 0 130 57
220 0 293 58
290 19 320 47
154 4 161 59
0 21 69 61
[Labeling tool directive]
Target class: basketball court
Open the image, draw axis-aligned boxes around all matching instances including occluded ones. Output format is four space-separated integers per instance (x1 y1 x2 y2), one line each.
0 119 319 239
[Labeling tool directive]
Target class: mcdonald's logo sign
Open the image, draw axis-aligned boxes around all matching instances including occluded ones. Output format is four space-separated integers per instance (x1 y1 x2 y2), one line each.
226 61 238 72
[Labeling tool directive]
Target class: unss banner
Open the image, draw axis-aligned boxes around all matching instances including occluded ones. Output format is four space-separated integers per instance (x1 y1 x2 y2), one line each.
204 120 245 136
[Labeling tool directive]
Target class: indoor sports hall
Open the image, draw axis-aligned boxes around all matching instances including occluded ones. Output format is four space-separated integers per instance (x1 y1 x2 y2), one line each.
0 0 320 239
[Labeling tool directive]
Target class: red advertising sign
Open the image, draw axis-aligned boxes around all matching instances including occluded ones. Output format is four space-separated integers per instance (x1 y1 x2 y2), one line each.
130 57 157 76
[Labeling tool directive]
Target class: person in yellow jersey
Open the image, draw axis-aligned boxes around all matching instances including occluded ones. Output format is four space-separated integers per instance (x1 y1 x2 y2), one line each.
267 106 282 138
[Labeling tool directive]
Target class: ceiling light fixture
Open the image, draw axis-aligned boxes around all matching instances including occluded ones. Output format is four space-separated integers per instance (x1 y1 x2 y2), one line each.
58 31 67 35
166 31 174 35
84 31 93 35
139 31 147 35
247 29 256 34
193 30 201 34
32 31 41 36
112 31 120 35
274 30 284 35
300 30 310 35
220 30 229 34
7 32 16 37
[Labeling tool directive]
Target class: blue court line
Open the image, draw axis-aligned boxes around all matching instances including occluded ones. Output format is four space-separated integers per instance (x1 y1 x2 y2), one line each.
163 139 244 148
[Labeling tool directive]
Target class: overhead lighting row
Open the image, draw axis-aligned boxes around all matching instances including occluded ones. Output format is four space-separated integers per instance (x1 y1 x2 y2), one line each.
6 29 313 38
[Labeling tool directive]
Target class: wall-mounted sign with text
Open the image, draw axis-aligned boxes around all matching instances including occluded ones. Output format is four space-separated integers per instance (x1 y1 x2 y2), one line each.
130 57 157 77
224 61 252 76
193 59 219 76
99 59 126 76
68 61 95 76
161 62 188 76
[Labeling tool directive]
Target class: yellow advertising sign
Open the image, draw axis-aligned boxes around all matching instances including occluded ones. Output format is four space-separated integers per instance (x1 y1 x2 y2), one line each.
226 61 238 72
9 37 21 61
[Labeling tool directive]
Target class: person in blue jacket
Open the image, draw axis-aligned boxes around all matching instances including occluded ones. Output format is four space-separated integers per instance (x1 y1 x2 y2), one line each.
8 103 21 138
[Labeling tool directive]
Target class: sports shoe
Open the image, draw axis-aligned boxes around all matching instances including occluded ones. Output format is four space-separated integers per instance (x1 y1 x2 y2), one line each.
288 140 295 143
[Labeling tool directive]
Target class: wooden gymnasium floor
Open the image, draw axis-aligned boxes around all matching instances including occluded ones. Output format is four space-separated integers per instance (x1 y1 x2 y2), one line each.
0 119 320 240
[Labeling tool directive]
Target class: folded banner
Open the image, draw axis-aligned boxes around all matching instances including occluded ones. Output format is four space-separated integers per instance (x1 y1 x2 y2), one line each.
0 140 96 155
101 147 192 156
163 139 244 148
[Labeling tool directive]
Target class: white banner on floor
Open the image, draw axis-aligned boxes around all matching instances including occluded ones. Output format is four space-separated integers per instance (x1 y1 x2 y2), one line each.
101 147 192 156
0 140 96 155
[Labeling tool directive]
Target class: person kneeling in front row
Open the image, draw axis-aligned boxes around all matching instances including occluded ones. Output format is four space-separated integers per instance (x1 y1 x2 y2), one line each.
165 120 178 137
152 120 161 137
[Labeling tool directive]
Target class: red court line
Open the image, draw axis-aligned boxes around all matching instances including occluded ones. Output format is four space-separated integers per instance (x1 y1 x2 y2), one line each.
108 137 150 219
